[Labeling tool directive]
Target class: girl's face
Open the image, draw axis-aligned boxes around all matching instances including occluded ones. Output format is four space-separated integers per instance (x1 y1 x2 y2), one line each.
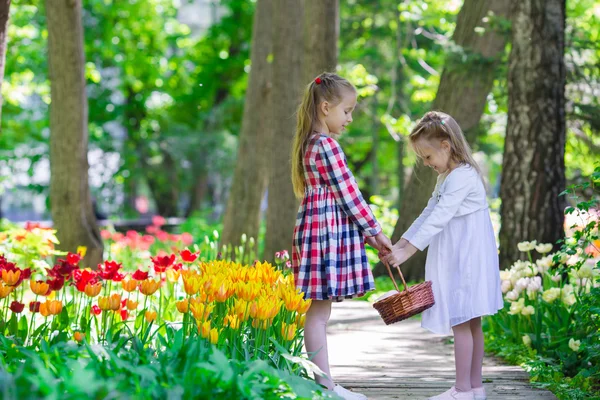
414 138 454 174
320 90 357 136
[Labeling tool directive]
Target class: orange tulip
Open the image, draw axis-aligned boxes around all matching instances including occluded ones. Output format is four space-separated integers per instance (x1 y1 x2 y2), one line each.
139 279 160 296
0 284 13 299
99 294 121 311
2 270 20 286
74 331 85 342
176 299 189 313
84 282 102 298
145 310 157 323
39 302 50 317
126 299 138 310
30 280 50 296
122 279 137 292
47 300 63 315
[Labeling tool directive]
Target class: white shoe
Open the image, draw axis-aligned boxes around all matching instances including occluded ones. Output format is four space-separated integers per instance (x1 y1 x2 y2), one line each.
472 386 486 400
333 384 368 400
428 386 474 400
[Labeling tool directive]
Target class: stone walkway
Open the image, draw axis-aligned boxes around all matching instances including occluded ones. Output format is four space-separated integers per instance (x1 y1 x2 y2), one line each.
326 301 556 400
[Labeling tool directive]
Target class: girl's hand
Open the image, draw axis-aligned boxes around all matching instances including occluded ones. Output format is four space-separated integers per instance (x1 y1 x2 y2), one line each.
365 232 392 253
393 238 409 250
382 242 418 268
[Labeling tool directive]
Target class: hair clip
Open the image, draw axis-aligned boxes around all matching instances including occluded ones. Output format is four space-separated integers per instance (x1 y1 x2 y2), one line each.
315 77 322 85
440 119 445 125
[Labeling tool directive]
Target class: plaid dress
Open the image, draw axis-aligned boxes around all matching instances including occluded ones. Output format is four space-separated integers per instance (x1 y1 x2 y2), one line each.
292 134 381 301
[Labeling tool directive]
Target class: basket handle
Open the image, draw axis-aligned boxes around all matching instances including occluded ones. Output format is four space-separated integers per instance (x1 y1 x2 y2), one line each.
383 260 410 293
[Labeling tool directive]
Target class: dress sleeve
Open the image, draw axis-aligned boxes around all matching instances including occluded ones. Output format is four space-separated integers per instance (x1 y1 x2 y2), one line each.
408 170 473 251
316 136 381 237
401 192 437 243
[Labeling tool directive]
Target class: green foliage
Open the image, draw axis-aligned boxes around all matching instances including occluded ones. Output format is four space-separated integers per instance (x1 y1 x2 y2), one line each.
0 331 337 400
485 164 600 399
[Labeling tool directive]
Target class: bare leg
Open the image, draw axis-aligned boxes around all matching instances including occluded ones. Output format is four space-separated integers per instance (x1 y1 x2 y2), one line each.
452 320 474 392
469 317 484 389
304 300 334 389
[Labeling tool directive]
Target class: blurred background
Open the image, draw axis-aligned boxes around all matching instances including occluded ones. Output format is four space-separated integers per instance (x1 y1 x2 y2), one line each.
0 0 598 279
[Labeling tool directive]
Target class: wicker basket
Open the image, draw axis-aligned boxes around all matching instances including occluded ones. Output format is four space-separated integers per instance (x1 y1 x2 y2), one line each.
373 261 435 325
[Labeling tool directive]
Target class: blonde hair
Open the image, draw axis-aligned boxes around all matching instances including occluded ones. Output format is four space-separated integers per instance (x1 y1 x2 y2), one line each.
291 72 356 198
409 111 482 175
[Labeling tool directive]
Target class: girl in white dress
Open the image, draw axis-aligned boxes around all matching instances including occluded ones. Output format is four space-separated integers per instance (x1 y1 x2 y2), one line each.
382 111 503 400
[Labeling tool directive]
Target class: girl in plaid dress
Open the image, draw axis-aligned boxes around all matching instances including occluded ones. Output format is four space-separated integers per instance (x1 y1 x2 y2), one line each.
291 73 392 400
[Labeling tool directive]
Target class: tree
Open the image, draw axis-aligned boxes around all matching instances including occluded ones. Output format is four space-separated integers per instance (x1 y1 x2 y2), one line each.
46 0 103 267
263 0 305 259
0 0 10 125
499 0 566 269
378 0 511 281
221 0 273 249
303 0 338 80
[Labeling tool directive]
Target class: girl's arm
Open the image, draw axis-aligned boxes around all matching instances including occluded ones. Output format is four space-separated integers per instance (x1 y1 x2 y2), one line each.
317 136 381 237
408 171 473 251
400 194 437 244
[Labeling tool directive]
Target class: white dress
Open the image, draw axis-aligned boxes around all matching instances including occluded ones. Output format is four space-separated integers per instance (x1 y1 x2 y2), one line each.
402 164 503 335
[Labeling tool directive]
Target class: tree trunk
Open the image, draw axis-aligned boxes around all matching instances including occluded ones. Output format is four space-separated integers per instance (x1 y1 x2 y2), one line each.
0 0 10 125
499 0 566 269
46 0 103 268
376 0 512 281
263 0 306 260
303 0 338 80
221 0 273 248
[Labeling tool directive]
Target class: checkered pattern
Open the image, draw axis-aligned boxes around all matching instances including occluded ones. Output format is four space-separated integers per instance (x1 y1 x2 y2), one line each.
292 134 380 301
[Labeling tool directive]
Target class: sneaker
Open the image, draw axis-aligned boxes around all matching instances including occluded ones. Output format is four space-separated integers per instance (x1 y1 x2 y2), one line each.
428 386 474 400
472 386 486 400
333 384 368 400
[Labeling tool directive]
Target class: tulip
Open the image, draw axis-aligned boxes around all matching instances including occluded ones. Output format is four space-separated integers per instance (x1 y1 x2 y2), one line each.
2 269 21 286
30 279 50 296
139 279 160 296
122 279 138 292
84 282 102 298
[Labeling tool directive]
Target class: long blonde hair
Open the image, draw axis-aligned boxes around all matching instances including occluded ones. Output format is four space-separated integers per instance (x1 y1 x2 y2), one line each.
409 111 482 175
291 73 356 198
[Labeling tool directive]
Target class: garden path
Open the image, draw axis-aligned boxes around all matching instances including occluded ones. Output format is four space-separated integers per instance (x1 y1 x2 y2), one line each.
326 301 557 400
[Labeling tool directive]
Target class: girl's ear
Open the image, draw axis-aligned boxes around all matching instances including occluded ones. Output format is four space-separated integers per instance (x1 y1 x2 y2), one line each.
441 140 452 152
319 101 329 116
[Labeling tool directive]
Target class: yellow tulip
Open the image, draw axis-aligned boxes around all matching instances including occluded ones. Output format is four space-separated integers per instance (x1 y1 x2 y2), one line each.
30 279 50 296
298 298 312 314
295 314 306 328
209 328 219 344
215 283 230 302
234 298 249 321
0 284 13 299
2 270 20 286
166 269 180 283
122 279 137 292
139 279 160 296
224 314 240 330
84 282 102 298
99 294 121 311
182 273 202 296
200 321 211 339
145 310 157 323
281 322 296 341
